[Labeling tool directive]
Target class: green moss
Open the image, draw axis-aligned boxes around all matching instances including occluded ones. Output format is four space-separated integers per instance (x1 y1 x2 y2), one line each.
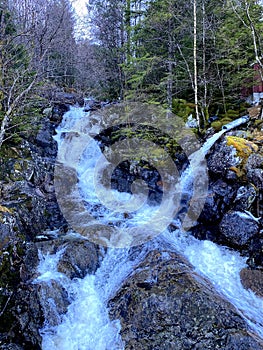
211 120 223 131
224 109 239 119
172 98 195 122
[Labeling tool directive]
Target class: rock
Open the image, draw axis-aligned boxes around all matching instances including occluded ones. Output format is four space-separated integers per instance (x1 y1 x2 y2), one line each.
0 345 24 350
220 211 259 246
248 105 262 119
22 243 40 281
233 184 257 211
240 268 263 297
197 180 237 226
57 240 99 279
37 280 69 327
247 236 263 268
84 99 102 112
247 168 263 190
42 107 52 117
36 125 54 148
109 250 263 349
0 105 68 347
246 153 263 170
207 142 240 176
51 103 70 121
13 285 44 348
53 92 84 106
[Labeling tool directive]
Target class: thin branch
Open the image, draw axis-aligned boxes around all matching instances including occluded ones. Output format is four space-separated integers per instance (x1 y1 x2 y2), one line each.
0 292 13 318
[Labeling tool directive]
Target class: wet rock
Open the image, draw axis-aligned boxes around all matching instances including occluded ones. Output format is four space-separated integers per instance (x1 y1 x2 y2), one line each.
240 268 263 297
51 103 70 121
34 120 58 157
211 179 237 206
207 142 240 177
22 243 40 281
246 153 263 170
233 185 257 211
53 92 84 106
247 168 263 190
0 345 24 350
14 285 44 348
37 280 69 327
0 107 68 347
109 250 263 349
84 99 102 112
247 236 263 268
198 180 237 226
57 240 99 279
220 211 259 246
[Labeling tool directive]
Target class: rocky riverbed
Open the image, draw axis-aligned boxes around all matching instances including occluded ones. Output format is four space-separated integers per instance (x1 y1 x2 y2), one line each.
0 98 263 349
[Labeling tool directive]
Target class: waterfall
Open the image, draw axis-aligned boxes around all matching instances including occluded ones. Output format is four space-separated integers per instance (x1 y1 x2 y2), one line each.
35 106 263 348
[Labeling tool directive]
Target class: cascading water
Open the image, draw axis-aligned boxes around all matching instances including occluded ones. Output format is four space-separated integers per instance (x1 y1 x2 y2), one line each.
35 106 263 348
37 247 150 350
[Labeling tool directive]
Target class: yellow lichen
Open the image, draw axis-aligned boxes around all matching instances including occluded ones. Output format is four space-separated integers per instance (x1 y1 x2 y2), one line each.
229 166 243 177
226 136 258 159
0 205 13 214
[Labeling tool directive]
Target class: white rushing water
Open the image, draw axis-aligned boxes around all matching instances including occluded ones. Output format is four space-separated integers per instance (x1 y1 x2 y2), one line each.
36 106 263 348
38 247 146 350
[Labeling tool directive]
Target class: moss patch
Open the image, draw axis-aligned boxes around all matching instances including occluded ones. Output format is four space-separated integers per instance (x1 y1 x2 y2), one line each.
226 136 258 160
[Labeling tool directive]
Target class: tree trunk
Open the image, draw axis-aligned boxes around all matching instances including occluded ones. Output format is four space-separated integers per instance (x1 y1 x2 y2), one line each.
0 76 36 148
193 0 200 129
245 0 263 82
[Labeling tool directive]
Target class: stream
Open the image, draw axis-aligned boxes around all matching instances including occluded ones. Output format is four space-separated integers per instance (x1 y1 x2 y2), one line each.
35 105 263 349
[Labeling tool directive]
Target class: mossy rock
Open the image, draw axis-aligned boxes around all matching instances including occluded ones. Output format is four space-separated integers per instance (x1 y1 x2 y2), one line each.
225 136 259 178
211 117 234 131
211 120 223 131
172 98 195 122
224 109 239 119
226 136 258 160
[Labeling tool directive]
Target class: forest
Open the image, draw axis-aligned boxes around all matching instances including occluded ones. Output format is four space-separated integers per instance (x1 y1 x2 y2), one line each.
1 0 263 140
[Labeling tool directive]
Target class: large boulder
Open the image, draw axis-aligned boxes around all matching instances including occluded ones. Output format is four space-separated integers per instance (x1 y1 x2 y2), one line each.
207 142 240 178
57 240 99 279
246 153 263 190
219 211 259 246
109 250 263 349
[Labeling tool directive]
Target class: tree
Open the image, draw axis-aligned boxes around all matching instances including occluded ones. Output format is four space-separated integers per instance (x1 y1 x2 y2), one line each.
87 0 127 99
229 0 263 85
0 0 77 148
0 0 37 147
9 0 77 87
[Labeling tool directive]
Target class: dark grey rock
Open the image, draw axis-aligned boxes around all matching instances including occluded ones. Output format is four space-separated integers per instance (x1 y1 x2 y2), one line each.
0 345 24 350
109 250 263 350
233 184 257 210
247 168 263 190
246 153 263 170
220 211 259 246
57 240 99 279
207 142 240 176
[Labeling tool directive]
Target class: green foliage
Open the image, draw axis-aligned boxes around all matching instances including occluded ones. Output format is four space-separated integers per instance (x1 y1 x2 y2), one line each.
172 99 195 121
